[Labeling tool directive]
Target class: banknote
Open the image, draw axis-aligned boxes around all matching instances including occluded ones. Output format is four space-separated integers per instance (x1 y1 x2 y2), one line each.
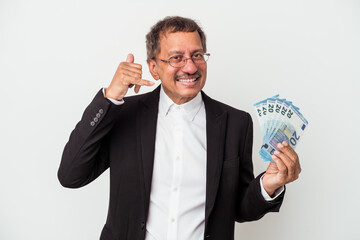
254 95 308 161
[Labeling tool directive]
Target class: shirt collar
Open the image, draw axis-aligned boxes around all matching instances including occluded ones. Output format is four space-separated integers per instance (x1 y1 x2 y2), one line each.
159 85 203 122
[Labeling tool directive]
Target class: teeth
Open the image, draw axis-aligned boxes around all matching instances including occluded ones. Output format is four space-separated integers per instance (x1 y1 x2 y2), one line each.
178 78 197 82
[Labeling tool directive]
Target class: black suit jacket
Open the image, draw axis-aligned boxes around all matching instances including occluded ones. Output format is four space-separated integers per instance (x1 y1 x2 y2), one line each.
58 86 284 240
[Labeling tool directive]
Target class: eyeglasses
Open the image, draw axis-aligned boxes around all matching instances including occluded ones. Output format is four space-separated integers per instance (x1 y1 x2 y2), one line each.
154 53 210 68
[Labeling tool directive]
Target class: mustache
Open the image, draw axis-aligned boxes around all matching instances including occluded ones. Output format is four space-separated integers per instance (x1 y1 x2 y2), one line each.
175 72 202 80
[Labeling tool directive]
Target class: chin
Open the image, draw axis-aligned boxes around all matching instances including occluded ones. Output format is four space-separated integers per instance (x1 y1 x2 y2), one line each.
178 87 201 94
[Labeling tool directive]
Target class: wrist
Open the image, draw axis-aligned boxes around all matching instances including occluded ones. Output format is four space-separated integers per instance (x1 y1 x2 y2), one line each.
105 87 125 101
262 174 281 197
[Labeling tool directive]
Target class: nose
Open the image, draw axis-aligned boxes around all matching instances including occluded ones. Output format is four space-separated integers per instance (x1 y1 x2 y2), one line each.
181 58 198 74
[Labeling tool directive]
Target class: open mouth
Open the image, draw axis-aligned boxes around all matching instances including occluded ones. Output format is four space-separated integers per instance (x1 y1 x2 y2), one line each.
176 73 201 82
177 77 198 83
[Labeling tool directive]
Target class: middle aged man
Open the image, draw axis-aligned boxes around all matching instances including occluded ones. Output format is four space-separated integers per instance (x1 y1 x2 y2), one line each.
58 16 301 240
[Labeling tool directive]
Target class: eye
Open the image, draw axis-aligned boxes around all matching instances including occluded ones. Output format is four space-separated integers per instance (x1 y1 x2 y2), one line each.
170 55 183 63
192 53 204 60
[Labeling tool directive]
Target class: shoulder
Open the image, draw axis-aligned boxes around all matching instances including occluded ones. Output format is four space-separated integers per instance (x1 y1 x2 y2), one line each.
122 86 161 106
108 87 160 120
201 91 251 121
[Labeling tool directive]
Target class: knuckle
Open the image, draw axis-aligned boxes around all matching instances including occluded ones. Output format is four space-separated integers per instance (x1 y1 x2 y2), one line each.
288 159 297 169
280 166 288 173
292 173 299 181
288 161 295 169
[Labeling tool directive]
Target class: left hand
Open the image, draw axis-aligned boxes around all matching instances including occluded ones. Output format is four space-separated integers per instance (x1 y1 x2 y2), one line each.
262 141 301 196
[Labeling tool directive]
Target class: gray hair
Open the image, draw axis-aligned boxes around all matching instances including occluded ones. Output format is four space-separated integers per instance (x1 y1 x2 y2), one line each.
146 16 207 62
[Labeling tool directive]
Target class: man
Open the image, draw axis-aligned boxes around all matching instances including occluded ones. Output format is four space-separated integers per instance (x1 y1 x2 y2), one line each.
58 16 301 240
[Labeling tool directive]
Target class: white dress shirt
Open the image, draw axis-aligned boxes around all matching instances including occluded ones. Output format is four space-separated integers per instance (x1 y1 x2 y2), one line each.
102 87 284 240
145 87 207 240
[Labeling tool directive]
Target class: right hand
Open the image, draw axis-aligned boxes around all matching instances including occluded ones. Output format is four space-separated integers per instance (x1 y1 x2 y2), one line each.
105 53 155 100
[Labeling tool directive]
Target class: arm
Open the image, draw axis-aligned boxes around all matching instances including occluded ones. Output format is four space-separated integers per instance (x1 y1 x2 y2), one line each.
57 90 120 188
236 113 285 222
58 53 154 188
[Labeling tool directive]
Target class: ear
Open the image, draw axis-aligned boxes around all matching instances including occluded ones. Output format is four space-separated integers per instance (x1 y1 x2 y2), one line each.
148 59 160 80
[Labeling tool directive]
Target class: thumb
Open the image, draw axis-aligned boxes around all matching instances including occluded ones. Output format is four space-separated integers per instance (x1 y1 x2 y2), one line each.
126 53 134 63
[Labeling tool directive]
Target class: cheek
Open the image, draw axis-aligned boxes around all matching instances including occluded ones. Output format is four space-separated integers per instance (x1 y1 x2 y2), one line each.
202 64 207 72
200 66 207 79
166 66 178 76
198 64 207 74
159 68 176 80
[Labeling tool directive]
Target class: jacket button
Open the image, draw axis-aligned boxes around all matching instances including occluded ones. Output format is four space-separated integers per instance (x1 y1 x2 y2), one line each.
141 222 145 230
204 235 211 239
90 121 95 126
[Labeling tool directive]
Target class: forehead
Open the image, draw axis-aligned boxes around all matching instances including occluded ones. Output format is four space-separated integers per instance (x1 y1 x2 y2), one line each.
158 31 203 56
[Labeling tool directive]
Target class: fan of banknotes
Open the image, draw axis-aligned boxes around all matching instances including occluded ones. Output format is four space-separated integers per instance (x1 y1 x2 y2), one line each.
253 95 309 162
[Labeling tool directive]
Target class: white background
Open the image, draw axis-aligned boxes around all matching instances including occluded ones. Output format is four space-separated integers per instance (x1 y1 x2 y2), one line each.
0 0 359 239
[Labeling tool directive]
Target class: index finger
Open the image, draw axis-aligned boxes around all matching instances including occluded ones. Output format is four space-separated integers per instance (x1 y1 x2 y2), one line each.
277 141 298 162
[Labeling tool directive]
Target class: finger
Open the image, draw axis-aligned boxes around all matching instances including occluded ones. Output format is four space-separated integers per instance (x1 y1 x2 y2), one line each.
120 62 143 71
136 79 155 86
278 142 301 176
122 69 142 79
126 53 134 63
274 150 296 178
277 142 298 162
122 75 154 87
271 155 288 176
265 161 279 174
134 85 141 93
275 147 302 182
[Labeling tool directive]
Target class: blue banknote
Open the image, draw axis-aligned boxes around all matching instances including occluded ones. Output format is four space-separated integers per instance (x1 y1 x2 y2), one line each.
254 95 308 162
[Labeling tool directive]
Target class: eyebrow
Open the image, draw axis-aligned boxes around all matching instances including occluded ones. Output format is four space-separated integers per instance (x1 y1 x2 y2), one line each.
167 49 204 56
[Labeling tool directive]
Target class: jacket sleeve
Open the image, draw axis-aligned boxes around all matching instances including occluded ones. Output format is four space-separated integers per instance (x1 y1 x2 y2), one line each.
57 89 121 188
236 113 285 222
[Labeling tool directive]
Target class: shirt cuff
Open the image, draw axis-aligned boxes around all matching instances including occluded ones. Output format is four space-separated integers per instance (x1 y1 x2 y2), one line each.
102 88 124 105
260 174 285 201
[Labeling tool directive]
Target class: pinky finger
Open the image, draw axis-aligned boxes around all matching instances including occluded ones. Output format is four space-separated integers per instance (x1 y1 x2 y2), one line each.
138 79 155 86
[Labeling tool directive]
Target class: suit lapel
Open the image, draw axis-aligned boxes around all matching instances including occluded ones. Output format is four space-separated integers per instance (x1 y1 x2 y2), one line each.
202 92 227 222
137 86 160 217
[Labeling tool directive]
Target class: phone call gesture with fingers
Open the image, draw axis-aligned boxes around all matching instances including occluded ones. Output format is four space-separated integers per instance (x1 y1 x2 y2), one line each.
105 53 155 101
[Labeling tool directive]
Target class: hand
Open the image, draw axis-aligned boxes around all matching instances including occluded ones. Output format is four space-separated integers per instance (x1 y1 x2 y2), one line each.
105 53 155 100
262 141 301 196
